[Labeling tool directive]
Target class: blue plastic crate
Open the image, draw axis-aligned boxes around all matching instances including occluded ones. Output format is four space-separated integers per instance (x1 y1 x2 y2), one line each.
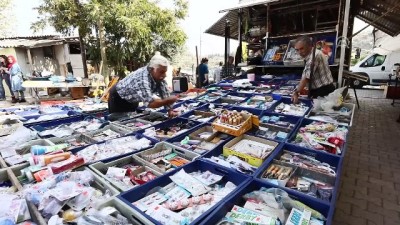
287 118 349 157
157 100 205 114
166 123 234 155
200 140 282 176
22 111 81 125
249 112 303 142
229 106 264 116
118 160 252 225
200 179 332 225
211 95 250 107
235 94 282 112
270 96 313 115
137 117 202 141
70 133 159 164
254 143 340 204
30 116 108 138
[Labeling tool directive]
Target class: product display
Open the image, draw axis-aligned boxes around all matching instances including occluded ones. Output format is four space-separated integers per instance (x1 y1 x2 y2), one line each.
255 115 297 141
38 118 104 138
0 74 354 225
143 120 198 141
134 143 198 173
274 102 310 116
76 136 153 163
131 169 237 224
216 186 326 225
292 121 348 155
240 95 277 110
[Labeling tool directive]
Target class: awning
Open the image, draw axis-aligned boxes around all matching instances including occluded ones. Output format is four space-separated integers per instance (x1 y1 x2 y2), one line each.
204 10 245 40
355 0 400 36
0 39 64 48
219 0 278 13
373 35 400 55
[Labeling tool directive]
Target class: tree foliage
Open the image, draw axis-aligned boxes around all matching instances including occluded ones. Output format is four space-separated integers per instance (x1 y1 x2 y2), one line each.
33 0 188 76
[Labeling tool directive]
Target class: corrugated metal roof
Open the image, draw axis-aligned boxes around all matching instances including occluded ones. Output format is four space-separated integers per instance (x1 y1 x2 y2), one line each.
205 10 244 39
0 35 60 40
0 39 64 48
355 0 400 36
219 0 278 13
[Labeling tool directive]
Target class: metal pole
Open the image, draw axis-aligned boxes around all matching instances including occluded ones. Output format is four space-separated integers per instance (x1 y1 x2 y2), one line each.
195 46 199 88
338 0 351 87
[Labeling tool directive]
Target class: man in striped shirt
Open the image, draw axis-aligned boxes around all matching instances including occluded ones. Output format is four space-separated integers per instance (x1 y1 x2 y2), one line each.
292 36 335 103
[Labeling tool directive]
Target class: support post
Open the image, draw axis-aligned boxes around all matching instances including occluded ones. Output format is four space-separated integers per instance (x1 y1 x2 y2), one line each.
26 48 34 73
337 0 351 87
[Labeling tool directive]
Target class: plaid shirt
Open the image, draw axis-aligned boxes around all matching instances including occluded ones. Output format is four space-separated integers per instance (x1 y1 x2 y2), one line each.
116 66 170 107
302 50 333 89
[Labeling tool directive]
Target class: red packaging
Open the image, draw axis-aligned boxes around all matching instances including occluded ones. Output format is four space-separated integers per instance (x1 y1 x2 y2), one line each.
49 156 85 174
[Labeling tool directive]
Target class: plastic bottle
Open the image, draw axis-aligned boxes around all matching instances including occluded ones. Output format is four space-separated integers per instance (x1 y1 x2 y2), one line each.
31 144 69 155
29 152 71 166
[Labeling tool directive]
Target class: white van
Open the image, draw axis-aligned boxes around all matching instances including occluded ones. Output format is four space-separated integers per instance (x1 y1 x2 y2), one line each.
350 51 400 88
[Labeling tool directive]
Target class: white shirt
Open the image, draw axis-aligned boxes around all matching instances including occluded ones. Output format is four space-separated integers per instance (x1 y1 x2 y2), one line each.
214 66 222 83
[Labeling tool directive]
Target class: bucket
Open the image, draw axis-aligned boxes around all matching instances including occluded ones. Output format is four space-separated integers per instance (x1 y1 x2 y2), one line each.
247 73 255 81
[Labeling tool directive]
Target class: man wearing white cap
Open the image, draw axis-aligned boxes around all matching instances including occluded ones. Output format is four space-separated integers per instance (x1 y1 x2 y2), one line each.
108 52 178 118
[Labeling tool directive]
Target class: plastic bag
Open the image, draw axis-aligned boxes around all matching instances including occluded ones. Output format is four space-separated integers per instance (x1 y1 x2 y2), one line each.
313 87 346 112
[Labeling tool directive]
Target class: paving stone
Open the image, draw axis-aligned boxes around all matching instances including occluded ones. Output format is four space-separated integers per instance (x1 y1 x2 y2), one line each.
334 89 400 224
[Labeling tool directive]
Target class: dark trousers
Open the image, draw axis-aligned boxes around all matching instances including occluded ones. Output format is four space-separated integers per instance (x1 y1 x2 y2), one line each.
108 85 138 113
310 83 335 98
0 74 14 98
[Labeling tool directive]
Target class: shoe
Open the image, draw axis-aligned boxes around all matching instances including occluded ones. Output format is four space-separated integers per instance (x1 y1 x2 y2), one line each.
19 98 26 103
11 97 17 103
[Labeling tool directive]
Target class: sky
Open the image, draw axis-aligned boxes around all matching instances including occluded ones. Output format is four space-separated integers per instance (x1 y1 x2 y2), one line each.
13 0 372 57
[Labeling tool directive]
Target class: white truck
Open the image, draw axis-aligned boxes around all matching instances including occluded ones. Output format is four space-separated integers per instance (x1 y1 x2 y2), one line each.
350 51 400 88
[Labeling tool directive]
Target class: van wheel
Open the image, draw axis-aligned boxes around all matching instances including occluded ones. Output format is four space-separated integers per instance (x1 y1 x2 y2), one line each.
351 79 365 89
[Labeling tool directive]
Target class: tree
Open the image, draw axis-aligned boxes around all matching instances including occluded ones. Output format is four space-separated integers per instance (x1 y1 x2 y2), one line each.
32 0 188 78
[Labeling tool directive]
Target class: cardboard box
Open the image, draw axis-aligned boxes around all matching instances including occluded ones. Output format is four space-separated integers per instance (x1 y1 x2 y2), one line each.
212 112 259 137
70 87 86 99
223 135 279 167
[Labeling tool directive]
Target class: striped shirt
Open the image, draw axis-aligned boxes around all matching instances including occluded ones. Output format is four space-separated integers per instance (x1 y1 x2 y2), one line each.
302 50 333 89
116 66 170 107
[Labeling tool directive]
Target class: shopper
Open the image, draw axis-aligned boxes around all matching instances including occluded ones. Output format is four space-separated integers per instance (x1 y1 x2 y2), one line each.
220 56 235 79
291 36 335 104
0 55 15 101
198 58 209 87
4 56 25 103
214 62 223 83
108 52 178 119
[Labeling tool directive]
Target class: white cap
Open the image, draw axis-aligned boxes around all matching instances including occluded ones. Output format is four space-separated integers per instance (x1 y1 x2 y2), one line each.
149 51 169 68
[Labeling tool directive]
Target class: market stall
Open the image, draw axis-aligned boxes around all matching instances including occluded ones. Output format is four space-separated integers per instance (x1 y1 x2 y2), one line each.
0 76 355 225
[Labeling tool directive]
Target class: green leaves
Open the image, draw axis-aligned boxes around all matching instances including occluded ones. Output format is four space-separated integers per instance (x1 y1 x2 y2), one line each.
33 0 188 76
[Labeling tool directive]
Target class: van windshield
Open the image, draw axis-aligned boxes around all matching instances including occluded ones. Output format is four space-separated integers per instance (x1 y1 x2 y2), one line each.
361 54 386 67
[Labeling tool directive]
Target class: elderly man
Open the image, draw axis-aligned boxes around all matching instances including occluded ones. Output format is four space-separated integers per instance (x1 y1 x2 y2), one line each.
292 36 335 103
108 52 178 118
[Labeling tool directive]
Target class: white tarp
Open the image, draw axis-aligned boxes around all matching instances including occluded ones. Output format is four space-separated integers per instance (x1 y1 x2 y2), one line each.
373 35 400 55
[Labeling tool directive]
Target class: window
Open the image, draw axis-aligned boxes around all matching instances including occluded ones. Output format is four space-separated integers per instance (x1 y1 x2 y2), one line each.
361 54 386 67
69 44 81 54
43 46 54 59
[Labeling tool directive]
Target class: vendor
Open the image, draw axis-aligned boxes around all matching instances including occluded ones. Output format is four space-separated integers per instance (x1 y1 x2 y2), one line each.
108 52 178 118
292 36 335 103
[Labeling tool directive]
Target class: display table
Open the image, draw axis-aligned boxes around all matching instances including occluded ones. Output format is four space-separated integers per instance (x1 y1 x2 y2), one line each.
22 81 93 102
22 80 91 89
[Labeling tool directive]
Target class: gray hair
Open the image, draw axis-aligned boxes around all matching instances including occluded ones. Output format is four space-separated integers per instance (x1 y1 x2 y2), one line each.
295 36 313 47
149 51 169 68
